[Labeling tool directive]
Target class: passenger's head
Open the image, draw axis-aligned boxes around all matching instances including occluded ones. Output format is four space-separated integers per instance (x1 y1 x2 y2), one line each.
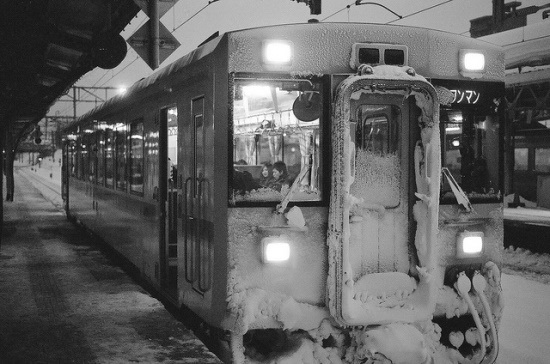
261 163 272 178
272 161 287 180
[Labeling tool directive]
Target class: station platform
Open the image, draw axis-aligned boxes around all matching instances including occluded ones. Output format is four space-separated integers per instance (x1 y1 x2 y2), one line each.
503 195 550 254
0 169 222 363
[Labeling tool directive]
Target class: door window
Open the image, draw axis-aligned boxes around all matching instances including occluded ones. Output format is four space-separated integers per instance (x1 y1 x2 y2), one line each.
351 104 401 208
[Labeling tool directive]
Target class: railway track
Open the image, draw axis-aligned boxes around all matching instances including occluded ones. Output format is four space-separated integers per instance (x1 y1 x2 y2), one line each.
16 167 63 209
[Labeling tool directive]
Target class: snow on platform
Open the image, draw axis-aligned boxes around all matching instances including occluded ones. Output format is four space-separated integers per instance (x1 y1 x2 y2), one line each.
504 207 550 227
1 162 222 363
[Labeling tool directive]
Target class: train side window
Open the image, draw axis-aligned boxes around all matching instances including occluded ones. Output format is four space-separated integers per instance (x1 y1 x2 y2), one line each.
67 140 76 178
76 136 83 180
105 128 114 188
129 120 144 195
514 148 528 171
97 129 105 186
116 123 127 191
85 130 96 183
535 148 550 172
230 78 324 204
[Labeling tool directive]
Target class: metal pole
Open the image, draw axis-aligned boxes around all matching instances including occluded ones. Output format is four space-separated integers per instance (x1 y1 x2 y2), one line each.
150 0 160 69
73 86 77 120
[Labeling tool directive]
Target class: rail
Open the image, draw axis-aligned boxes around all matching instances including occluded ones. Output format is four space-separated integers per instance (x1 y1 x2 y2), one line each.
16 167 63 209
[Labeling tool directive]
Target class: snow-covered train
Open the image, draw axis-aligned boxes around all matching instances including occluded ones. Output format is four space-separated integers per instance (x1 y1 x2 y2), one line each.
62 23 505 363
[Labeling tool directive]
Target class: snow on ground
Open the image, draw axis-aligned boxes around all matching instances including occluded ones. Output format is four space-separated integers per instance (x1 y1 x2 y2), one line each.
502 246 550 285
498 274 550 364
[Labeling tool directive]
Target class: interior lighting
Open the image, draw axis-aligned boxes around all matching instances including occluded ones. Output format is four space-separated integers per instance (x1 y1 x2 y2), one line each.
457 231 484 258
446 126 461 132
262 236 291 263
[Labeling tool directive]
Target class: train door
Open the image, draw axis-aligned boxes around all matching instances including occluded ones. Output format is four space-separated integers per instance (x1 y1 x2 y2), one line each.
182 95 212 296
328 73 440 326
159 106 178 297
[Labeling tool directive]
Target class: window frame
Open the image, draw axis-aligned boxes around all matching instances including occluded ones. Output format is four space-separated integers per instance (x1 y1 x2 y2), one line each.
228 73 330 207
129 119 145 196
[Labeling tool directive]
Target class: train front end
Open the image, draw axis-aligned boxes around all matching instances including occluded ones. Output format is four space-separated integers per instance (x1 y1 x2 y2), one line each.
225 24 504 364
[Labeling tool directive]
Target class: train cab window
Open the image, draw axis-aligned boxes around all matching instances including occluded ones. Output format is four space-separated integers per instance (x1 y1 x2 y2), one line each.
535 148 550 172
514 148 528 171
129 120 144 195
230 78 324 204
440 109 501 203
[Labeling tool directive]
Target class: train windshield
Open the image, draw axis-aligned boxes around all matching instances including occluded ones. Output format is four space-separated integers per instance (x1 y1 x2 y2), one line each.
440 107 501 204
230 77 324 204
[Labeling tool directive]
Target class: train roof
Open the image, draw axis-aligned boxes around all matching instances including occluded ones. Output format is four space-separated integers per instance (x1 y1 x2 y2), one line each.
65 22 504 131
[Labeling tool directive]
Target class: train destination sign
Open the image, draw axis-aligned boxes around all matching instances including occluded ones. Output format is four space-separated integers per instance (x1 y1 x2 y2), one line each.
450 89 481 104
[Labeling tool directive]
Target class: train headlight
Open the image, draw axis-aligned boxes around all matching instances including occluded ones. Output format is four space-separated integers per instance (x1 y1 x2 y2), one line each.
262 235 291 263
459 50 485 79
262 40 293 69
457 231 484 258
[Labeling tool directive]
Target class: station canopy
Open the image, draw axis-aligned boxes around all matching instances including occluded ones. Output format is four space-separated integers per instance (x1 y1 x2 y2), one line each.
0 0 140 143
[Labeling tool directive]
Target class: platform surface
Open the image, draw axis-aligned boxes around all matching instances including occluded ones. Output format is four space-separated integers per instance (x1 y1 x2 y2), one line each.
0 170 222 364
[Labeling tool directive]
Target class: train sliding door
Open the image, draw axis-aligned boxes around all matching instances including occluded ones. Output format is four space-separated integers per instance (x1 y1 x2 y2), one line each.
183 96 213 294
179 78 214 316
159 106 179 297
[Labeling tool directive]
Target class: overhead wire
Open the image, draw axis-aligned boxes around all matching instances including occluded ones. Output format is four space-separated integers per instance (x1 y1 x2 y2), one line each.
322 0 454 25
173 0 219 32
386 0 453 24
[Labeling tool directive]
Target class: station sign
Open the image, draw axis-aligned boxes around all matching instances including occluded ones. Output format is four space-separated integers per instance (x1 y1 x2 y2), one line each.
127 21 180 69
129 0 181 69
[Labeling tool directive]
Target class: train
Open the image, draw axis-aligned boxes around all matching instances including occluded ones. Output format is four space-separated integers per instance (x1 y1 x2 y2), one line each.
62 22 505 364
506 68 550 207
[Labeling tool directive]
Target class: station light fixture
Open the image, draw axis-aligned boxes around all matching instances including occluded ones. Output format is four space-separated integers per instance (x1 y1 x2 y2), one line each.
457 231 484 258
459 50 485 79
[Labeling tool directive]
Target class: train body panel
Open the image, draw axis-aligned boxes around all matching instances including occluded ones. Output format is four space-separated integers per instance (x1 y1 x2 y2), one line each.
226 23 504 82
63 23 506 363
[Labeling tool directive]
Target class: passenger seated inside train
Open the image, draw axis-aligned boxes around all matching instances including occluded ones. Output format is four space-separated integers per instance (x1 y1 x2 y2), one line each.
232 168 260 195
257 162 273 188
268 161 290 192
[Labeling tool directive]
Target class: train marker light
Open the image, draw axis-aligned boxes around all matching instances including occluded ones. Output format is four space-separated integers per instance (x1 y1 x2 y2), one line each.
459 50 485 79
457 231 484 258
262 236 291 263
262 40 293 69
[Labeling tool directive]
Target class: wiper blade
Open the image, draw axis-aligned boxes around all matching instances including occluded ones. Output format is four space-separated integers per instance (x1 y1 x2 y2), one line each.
442 167 472 212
